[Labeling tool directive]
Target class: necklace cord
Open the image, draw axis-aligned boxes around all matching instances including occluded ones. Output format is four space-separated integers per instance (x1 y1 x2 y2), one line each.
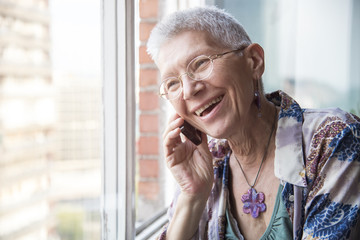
235 106 277 188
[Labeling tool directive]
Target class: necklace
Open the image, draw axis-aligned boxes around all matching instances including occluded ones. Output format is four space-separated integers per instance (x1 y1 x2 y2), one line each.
234 106 277 218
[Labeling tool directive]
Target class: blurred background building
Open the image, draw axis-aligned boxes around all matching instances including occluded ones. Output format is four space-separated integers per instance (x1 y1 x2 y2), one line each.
0 0 53 239
0 0 102 239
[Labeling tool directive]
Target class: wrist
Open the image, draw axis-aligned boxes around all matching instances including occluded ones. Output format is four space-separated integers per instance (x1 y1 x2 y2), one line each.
167 192 209 240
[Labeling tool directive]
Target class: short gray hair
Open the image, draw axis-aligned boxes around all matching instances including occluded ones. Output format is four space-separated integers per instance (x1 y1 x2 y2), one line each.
147 6 252 63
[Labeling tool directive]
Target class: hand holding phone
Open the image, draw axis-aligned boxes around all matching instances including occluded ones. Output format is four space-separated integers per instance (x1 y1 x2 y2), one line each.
180 120 202 145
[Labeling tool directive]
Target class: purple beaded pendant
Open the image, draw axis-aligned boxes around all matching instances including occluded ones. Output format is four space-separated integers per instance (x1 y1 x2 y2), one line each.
241 188 266 218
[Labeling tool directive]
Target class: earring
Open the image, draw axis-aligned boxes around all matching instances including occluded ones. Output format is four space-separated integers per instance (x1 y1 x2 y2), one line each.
254 80 261 118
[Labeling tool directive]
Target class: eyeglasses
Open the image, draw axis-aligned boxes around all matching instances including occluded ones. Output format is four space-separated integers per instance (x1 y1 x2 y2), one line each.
159 46 247 100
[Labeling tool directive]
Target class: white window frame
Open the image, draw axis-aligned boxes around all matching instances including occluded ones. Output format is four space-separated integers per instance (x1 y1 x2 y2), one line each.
102 0 136 239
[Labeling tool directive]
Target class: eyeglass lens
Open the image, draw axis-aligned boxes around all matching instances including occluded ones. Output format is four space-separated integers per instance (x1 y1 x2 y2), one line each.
160 55 213 99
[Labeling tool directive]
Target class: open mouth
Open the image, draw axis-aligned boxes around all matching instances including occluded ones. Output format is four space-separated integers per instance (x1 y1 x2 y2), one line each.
195 96 223 117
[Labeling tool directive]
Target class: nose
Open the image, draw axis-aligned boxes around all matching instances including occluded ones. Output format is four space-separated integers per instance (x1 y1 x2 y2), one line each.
181 74 205 100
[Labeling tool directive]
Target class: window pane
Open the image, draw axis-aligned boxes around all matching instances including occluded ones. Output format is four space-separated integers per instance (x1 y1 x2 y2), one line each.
0 0 102 239
219 0 360 114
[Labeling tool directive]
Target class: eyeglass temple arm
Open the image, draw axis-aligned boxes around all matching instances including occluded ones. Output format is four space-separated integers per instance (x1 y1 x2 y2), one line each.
210 46 248 59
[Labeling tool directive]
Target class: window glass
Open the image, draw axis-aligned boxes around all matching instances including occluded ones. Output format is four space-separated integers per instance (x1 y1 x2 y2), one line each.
0 0 102 239
217 0 360 114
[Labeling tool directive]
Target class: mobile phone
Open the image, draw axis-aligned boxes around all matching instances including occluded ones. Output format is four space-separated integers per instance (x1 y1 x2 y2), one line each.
180 120 202 146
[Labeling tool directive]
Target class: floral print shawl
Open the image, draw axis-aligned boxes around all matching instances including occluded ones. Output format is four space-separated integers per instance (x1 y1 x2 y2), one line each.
158 90 360 240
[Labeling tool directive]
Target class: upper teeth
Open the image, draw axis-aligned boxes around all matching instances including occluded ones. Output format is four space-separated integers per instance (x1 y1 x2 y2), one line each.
195 96 223 116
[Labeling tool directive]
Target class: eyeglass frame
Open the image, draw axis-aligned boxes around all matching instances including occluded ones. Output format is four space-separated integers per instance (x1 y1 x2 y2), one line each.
158 45 248 100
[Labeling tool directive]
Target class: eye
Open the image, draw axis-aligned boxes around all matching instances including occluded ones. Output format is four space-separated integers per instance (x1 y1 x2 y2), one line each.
164 78 180 92
189 56 211 73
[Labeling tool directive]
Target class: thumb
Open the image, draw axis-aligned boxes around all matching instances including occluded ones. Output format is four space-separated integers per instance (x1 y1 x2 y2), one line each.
196 132 211 159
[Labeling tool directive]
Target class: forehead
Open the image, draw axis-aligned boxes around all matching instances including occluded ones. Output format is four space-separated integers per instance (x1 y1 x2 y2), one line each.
157 31 221 76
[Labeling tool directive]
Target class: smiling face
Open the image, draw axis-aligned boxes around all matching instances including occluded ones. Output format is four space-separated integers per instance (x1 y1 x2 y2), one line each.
157 30 262 139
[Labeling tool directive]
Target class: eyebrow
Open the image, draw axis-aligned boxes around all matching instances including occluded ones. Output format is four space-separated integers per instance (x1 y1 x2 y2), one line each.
186 47 217 60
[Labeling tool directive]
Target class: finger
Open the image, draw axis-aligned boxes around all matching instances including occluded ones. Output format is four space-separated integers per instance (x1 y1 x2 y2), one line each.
164 126 182 157
162 117 183 140
195 132 212 160
167 112 181 125
163 115 184 158
163 114 182 135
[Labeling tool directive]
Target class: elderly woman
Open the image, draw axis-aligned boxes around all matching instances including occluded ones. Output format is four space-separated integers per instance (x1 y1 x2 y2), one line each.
147 6 360 240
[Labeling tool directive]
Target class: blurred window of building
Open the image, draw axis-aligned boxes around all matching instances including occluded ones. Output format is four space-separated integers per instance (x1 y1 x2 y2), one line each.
0 0 102 240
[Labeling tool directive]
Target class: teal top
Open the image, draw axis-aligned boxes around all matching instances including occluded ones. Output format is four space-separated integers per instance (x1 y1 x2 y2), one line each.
225 184 293 239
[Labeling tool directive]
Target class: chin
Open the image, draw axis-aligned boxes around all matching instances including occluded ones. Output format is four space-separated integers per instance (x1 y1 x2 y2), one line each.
206 128 227 140
206 119 234 139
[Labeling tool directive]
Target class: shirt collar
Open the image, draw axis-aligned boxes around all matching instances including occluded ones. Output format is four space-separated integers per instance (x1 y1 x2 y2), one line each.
267 91 307 187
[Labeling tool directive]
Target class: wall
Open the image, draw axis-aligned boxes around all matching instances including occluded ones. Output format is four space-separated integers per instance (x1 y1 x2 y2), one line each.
137 0 163 221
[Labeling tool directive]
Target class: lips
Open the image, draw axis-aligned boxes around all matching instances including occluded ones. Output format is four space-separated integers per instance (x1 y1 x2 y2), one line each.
195 96 223 117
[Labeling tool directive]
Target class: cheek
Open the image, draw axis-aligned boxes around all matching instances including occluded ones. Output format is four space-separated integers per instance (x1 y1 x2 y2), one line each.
170 99 188 116
212 60 252 87
223 73 255 113
213 69 252 97
229 66 254 98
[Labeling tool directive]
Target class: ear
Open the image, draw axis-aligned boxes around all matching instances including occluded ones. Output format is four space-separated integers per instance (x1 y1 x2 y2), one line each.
245 43 265 79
